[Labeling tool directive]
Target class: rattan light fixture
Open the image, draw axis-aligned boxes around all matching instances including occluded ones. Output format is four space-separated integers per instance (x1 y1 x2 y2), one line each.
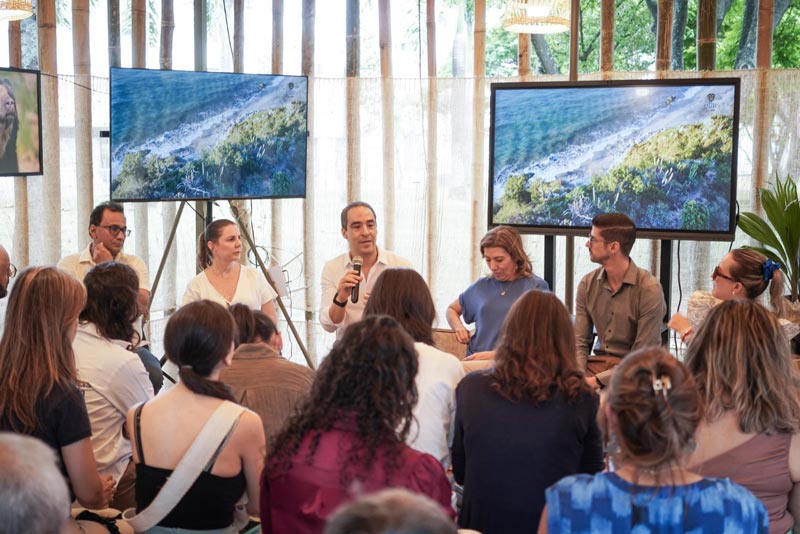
503 0 570 34
0 0 33 21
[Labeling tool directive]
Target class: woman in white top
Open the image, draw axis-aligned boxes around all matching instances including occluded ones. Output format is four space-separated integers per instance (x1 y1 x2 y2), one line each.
183 219 278 326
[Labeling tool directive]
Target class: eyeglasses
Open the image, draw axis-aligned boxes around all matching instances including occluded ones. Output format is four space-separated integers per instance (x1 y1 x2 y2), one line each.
8 263 16 278
587 235 609 244
712 265 736 282
97 225 131 237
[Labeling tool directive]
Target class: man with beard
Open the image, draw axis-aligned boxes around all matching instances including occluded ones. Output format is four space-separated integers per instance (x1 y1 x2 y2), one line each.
575 213 665 389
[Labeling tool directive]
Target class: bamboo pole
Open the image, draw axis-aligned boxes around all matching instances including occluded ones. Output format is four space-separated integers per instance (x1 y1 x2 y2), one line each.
697 0 717 70
302 0 316 362
161 0 175 70
346 0 361 201
194 0 207 246
656 0 674 73
751 0 775 210
38 0 61 263
233 0 243 72
379 0 395 251
108 0 121 68
565 0 580 312
470 0 486 281
8 21 27 267
426 0 438 288
600 0 614 75
270 0 284 275
518 34 530 77
160 0 177 313
132 0 149 272
73 0 94 251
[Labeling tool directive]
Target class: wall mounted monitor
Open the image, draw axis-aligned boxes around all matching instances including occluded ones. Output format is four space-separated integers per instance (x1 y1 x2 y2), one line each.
110 67 308 201
489 78 741 241
0 67 43 177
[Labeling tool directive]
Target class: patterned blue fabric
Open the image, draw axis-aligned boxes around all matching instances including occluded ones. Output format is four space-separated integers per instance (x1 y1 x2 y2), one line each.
546 472 768 534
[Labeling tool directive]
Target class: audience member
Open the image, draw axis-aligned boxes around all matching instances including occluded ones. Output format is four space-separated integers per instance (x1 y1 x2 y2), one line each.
542 347 768 533
575 213 665 388
669 248 800 342
262 316 454 534
452 290 603 534
364 268 464 468
183 219 278 325
125 300 265 533
0 244 14 298
58 201 162 392
0 267 115 512
324 488 457 534
222 303 314 446
0 432 71 534
319 201 412 338
685 299 800 534
74 262 154 511
446 225 548 356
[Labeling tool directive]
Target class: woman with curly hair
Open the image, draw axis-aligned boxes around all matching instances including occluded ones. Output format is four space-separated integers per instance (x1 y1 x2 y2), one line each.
261 315 454 534
542 348 767 533
685 299 800 534
452 290 603 534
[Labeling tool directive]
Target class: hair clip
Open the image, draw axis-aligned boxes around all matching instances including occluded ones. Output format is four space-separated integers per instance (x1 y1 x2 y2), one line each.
652 375 671 400
762 258 781 282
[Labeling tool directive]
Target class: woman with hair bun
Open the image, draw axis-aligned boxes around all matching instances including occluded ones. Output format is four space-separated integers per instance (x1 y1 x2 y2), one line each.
686 299 800 534
542 347 768 533
446 225 548 356
669 247 799 343
183 218 278 326
126 300 265 533
261 315 454 534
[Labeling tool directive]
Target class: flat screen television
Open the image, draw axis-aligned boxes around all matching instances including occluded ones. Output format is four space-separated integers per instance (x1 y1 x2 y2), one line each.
110 67 308 201
0 67 42 177
489 78 740 241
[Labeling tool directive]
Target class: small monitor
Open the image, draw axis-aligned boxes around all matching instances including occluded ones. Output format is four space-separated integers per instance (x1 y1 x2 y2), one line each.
0 67 43 177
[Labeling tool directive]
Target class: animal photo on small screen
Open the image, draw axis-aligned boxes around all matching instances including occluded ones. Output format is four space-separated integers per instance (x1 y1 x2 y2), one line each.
0 68 42 177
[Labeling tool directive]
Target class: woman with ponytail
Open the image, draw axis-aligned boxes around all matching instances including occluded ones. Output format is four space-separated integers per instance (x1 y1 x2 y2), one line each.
183 219 278 326
126 300 266 533
541 347 768 533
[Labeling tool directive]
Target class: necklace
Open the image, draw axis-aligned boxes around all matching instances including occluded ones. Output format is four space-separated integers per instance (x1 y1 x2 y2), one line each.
500 278 518 296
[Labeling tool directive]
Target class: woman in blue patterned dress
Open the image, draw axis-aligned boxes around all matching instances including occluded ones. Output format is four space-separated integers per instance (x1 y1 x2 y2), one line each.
541 347 768 534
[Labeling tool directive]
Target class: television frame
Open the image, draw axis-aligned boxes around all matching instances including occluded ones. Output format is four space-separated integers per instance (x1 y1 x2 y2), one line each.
0 66 43 177
109 67 309 202
488 77 741 242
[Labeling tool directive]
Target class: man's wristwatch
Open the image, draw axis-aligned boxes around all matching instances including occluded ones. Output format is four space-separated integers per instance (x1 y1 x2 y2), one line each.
332 292 347 308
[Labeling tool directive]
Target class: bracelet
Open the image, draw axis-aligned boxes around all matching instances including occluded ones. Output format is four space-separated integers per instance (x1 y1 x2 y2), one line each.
332 292 347 308
680 328 694 344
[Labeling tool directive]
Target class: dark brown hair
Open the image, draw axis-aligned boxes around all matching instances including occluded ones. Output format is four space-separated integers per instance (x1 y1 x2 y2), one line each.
592 213 636 256
164 300 237 401
729 248 786 317
340 201 376 230
684 299 800 433
229 303 278 345
604 348 703 472
80 262 140 344
363 268 435 346
89 201 124 227
0 267 86 433
268 316 418 483
479 226 533 278
196 219 236 271
491 290 590 403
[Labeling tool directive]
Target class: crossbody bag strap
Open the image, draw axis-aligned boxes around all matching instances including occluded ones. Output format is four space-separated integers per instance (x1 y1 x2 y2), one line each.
122 400 246 532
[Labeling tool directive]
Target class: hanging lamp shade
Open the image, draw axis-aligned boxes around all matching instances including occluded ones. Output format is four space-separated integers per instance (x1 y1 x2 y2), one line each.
0 0 33 22
503 0 570 34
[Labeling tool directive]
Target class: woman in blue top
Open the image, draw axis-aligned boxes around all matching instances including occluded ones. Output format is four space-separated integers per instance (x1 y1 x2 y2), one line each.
541 347 768 534
446 225 548 356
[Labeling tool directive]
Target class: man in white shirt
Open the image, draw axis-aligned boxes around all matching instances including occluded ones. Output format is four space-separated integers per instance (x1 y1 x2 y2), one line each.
59 201 162 391
319 201 412 338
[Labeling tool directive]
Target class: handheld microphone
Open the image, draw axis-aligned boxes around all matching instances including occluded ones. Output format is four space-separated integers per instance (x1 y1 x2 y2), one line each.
351 256 363 303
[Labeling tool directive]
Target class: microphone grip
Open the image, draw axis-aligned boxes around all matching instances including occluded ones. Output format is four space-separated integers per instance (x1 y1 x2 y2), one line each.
351 264 362 303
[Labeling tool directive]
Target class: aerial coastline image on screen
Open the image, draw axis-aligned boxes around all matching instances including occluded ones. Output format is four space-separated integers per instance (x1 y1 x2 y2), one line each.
111 68 308 201
491 82 737 234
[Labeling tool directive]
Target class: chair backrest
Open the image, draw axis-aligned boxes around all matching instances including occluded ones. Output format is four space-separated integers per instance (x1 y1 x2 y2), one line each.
432 328 467 360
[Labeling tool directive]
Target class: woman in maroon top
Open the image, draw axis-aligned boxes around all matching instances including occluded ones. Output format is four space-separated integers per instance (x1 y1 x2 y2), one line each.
261 315 454 534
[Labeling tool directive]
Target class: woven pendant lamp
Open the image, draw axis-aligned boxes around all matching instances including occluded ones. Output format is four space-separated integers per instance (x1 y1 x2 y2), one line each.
503 0 570 34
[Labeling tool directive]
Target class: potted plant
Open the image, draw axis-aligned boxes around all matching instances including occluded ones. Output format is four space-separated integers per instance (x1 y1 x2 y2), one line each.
737 174 800 320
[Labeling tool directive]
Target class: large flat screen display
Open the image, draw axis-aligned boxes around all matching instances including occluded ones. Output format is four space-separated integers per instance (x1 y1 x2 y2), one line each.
489 78 740 240
0 67 42 177
110 68 308 201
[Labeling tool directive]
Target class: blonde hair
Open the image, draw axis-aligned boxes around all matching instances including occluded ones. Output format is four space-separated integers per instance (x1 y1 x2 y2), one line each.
684 299 800 433
479 226 533 278
0 267 86 433
729 248 786 317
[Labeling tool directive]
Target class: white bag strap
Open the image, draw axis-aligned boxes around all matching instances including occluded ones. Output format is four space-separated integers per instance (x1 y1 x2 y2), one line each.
122 400 246 532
